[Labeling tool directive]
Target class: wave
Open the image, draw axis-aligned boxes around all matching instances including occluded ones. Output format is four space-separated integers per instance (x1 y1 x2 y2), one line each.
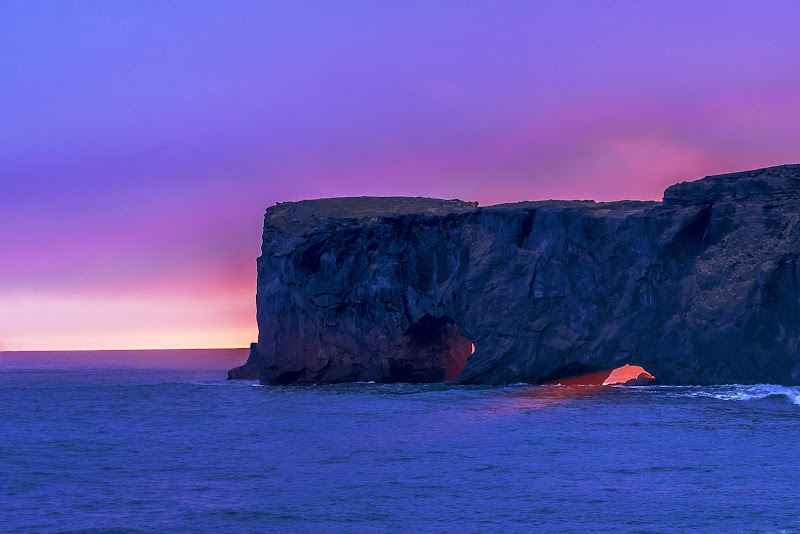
678 384 800 406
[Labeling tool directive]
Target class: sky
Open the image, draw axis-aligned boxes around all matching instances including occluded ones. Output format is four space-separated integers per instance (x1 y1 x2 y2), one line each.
2 1 800 350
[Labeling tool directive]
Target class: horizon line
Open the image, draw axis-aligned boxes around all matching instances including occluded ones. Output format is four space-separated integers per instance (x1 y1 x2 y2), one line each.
0 346 250 353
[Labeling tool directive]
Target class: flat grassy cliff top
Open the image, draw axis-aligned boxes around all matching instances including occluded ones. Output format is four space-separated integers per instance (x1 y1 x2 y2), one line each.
264 164 800 233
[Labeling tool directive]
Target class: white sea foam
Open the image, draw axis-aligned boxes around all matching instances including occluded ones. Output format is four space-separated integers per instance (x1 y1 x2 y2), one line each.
683 384 800 405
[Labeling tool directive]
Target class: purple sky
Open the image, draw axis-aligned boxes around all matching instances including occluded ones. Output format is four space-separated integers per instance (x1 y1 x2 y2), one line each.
2 1 800 350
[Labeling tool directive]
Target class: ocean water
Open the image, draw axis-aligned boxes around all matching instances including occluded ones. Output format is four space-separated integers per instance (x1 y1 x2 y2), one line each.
2 352 800 533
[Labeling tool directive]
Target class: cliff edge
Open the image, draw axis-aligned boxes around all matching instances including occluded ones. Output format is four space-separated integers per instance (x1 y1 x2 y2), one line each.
230 164 800 385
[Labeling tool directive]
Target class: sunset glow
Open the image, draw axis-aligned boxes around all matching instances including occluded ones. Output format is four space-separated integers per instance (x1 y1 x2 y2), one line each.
0 292 255 351
3 2 800 350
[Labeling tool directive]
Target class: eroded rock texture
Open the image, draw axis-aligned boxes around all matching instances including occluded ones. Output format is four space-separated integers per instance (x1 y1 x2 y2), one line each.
229 165 800 385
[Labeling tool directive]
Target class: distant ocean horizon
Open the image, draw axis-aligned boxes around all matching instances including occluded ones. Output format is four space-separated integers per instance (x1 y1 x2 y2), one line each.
0 348 249 371
2 350 800 533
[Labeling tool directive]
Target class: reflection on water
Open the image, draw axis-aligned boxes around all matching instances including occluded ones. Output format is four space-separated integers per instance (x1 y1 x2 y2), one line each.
488 384 610 413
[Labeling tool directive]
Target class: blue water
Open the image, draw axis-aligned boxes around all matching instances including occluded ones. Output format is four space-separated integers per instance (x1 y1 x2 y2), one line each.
2 354 800 533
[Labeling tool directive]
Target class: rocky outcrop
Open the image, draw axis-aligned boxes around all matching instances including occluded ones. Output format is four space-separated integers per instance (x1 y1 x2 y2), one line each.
229 164 800 385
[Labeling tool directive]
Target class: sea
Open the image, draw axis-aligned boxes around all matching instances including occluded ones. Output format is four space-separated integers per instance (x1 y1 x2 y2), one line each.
2 350 799 533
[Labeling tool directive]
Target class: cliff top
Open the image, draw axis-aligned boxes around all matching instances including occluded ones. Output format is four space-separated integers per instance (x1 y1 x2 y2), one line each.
663 164 800 206
265 164 800 233
268 196 479 220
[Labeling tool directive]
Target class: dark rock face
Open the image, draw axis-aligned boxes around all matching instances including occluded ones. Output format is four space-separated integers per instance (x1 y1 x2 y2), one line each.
227 343 262 380
229 165 800 385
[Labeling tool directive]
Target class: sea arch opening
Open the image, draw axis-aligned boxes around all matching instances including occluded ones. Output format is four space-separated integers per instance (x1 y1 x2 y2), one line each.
404 314 474 382
541 362 655 386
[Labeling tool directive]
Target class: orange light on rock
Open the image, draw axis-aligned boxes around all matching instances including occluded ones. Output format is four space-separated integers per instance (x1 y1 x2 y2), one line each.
602 364 655 386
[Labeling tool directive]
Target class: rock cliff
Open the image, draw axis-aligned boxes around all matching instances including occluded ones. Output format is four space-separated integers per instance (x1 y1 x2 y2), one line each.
229 164 800 385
